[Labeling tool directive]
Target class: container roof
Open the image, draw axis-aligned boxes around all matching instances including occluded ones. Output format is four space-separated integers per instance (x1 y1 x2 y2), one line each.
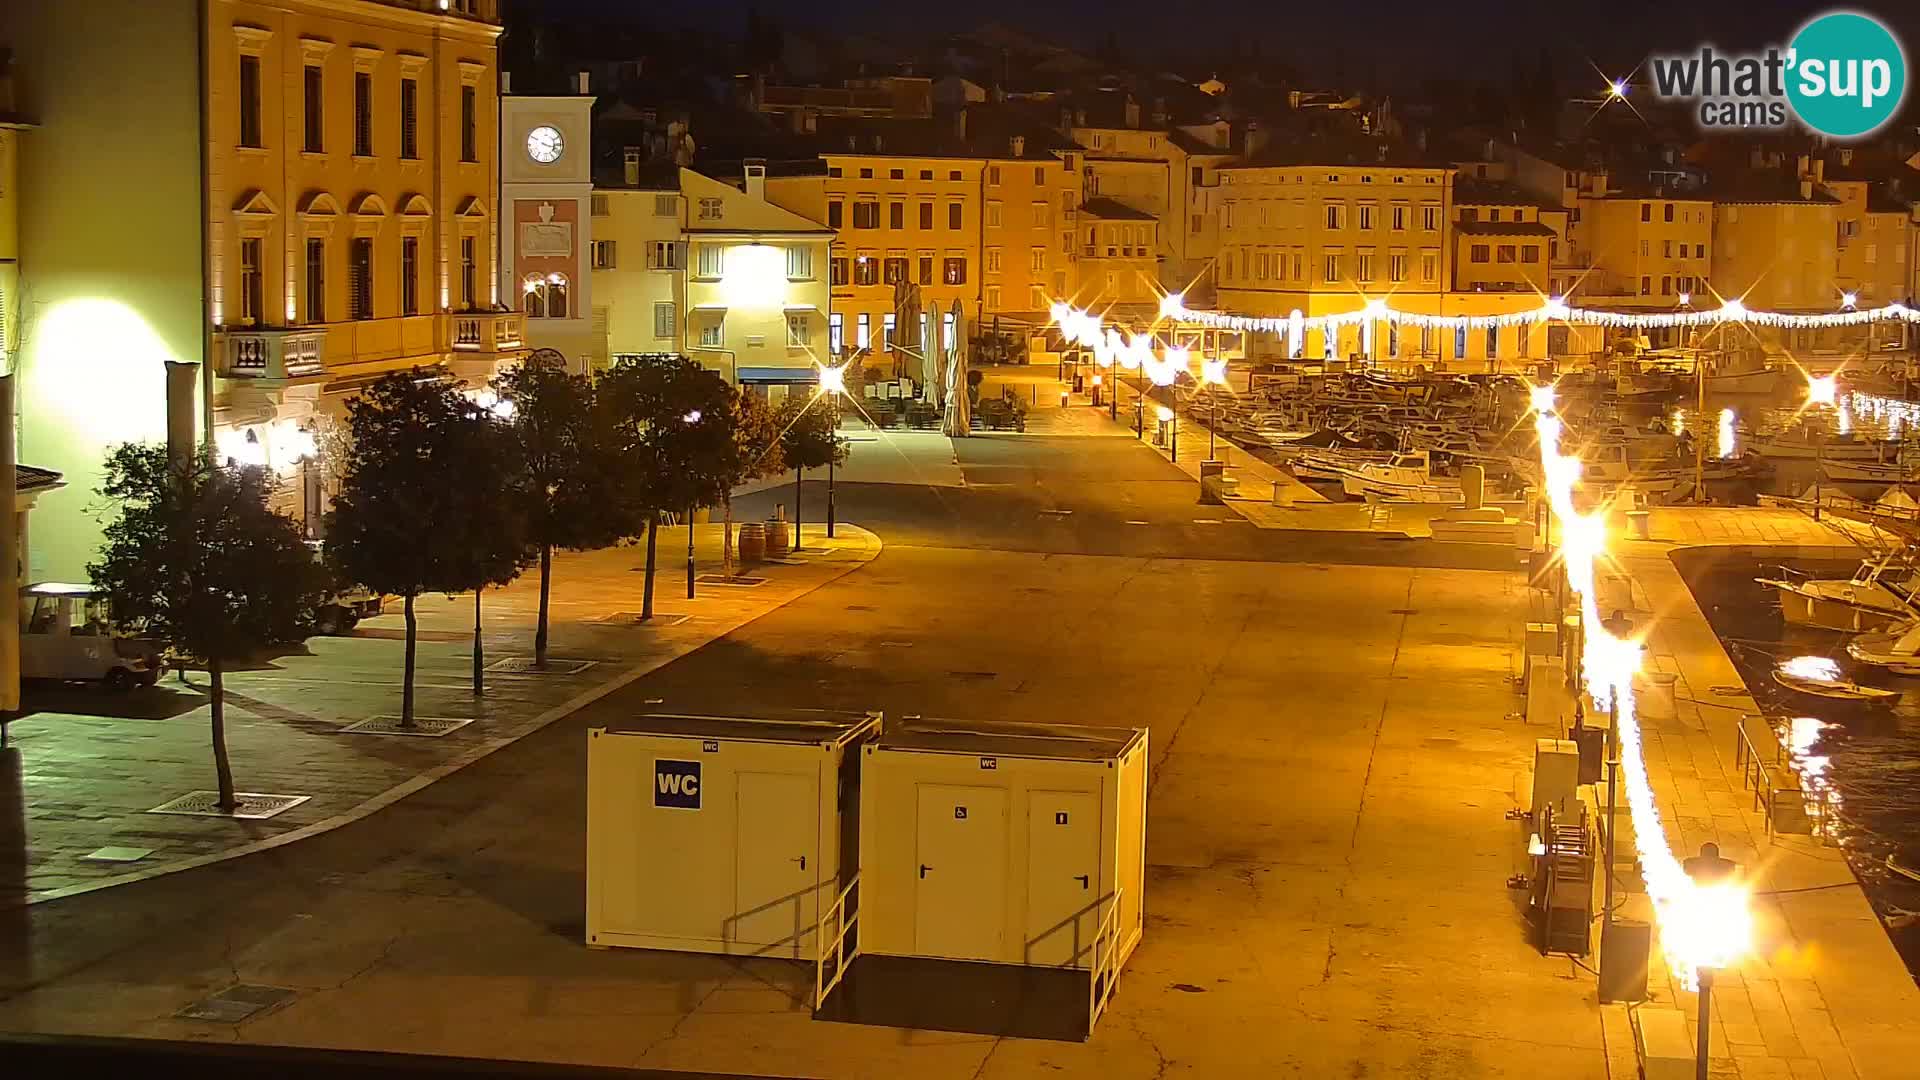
596 710 880 748
877 717 1145 761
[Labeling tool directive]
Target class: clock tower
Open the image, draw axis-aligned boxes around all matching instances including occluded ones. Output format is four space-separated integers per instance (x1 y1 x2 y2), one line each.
500 80 596 369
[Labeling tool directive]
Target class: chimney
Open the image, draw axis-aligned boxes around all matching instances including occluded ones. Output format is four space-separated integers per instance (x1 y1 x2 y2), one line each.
1813 158 1825 184
1010 135 1025 157
744 159 767 202
576 70 590 95
1839 147 1855 166
1124 96 1141 129
1075 108 1087 127
623 147 641 186
1150 97 1167 127
501 70 512 94
1800 176 1813 200
954 109 967 141
1061 106 1074 131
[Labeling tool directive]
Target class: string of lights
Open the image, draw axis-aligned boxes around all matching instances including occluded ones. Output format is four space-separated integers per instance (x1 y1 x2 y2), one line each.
1157 294 1918 335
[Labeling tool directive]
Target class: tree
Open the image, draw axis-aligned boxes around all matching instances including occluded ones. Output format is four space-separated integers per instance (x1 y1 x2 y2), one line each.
327 371 521 727
776 392 849 550
492 349 619 666
596 355 738 619
89 444 322 810
720 390 786 573
440 409 531 693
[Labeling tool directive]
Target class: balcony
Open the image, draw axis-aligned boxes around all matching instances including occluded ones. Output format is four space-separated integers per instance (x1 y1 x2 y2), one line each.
452 310 526 355
217 327 327 382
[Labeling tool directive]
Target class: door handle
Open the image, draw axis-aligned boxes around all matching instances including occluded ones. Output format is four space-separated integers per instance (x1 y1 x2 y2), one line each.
1074 874 1090 889
919 864 932 879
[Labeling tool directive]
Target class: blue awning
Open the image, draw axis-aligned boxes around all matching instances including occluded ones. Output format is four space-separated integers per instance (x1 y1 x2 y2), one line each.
736 366 817 384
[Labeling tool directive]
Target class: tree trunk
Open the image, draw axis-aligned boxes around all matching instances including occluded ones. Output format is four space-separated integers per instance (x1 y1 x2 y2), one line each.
793 466 802 552
641 511 660 621
534 542 553 668
722 491 735 575
210 657 236 811
401 592 418 728
472 586 484 695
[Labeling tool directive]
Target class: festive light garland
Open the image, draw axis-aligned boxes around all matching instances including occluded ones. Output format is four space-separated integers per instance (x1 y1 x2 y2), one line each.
1152 294 1919 336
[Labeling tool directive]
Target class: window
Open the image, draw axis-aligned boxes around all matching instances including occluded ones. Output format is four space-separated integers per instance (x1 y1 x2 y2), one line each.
1422 204 1439 231
348 238 373 320
1030 247 1046 272
830 257 849 285
695 243 724 279
698 320 722 348
890 202 904 229
1035 201 1051 229
985 201 1003 228
943 257 966 284
828 201 844 228
653 302 676 339
883 313 897 350
1357 253 1374 281
1486 209 1500 223
1496 245 1515 264
919 203 933 229
985 284 1002 311
988 166 1002 186
1664 203 1674 223
1323 254 1340 282
239 238 263 323
859 168 873 179
305 238 326 321
852 202 879 229
828 167 843 178
303 65 324 152
920 169 933 180
1358 204 1374 229
1484 325 1498 357
918 255 933 284
698 198 723 221
883 256 907 285
1389 253 1407 282
1453 326 1466 359
1661 275 1671 295
399 78 418 159
1662 239 1672 258
787 313 810 347
1387 322 1398 356
1459 209 1477 222
1034 166 1045 185
1518 322 1530 356
1640 276 1652 295
654 194 677 217
854 255 878 286
461 86 477 162
646 241 685 270
949 170 962 181
1324 202 1344 229
459 237 476 309
1031 286 1047 310
592 240 617 270
856 313 869 351
1522 245 1539 263
239 55 262 148
590 194 609 216
401 236 419 315
353 72 373 156
1391 205 1406 231
1470 244 1490 263
786 245 814 280
986 248 1002 273
1694 243 1705 258
1641 203 1651 222
889 168 903 180
1191 214 1203 234
1640 240 1650 256
829 312 843 354
948 203 962 229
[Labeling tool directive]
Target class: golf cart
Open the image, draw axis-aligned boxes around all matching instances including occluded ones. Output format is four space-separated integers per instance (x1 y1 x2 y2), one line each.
20 582 166 689
307 541 383 635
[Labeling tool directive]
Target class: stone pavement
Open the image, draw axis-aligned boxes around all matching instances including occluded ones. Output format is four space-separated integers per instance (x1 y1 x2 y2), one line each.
736 428 965 496
1554 505 1920 1079
0 524 880 905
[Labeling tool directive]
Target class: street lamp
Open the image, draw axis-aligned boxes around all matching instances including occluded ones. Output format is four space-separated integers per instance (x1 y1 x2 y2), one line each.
1201 356 1229 461
684 409 702 599
1807 373 1837 521
818 363 847 541
1157 404 1177 460
1681 843 1742 1080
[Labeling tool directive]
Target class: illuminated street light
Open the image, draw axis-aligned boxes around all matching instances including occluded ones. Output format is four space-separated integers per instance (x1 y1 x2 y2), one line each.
1607 78 1627 99
1806 374 1838 521
1841 291 1858 310
1678 292 1691 307
1156 404 1177 460
818 362 847 539
1201 356 1228 460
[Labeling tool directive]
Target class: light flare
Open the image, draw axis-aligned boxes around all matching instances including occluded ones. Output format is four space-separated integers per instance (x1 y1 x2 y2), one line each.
1807 374 1838 406
1717 408 1737 459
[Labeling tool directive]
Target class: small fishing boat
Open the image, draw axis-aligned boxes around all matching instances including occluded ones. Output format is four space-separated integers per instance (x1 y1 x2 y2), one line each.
1888 853 1920 885
1333 451 1465 504
1772 654 1900 701
1757 553 1920 633
1846 620 1920 677
1747 431 1902 461
1820 458 1920 484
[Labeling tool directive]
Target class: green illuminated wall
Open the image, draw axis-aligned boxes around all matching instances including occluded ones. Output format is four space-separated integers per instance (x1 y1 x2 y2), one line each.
0 0 204 581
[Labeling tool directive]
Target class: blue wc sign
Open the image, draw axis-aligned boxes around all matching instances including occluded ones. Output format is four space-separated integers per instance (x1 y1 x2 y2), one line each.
654 759 702 809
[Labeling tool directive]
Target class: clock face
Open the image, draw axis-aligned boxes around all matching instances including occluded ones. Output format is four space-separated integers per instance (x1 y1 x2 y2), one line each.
526 125 564 164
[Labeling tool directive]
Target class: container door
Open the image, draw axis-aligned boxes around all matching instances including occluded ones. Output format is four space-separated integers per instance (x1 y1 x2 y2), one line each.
914 783 1007 961
1024 790 1101 967
734 771 819 954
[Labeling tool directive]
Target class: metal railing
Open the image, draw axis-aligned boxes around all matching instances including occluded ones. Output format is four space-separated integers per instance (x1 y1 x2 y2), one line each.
813 875 860 1011
1733 715 1826 840
1087 887 1125 1032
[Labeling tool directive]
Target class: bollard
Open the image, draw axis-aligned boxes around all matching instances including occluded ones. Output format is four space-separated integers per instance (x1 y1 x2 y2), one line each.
1460 464 1485 510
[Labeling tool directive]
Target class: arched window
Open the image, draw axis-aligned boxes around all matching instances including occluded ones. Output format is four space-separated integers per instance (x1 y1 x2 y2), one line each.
524 272 570 319
546 273 570 319
523 275 546 319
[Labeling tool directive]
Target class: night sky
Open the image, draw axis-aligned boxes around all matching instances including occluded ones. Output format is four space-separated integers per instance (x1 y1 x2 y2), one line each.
539 0 1920 93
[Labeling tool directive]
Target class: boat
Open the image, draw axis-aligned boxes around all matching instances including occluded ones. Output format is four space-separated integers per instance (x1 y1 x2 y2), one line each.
1747 431 1902 461
1846 620 1920 677
1820 458 1920 484
1332 451 1466 504
1889 853 1920 885
1772 654 1900 701
1757 553 1920 633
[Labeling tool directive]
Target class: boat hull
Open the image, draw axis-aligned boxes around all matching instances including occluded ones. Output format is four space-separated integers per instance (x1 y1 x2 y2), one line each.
1769 585 1906 633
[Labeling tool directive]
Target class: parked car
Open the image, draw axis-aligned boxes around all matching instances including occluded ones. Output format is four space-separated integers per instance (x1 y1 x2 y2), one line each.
20 582 165 689
306 541 383 635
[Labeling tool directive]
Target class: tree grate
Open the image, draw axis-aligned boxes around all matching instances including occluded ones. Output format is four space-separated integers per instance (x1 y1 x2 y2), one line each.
342 715 474 737
176 984 299 1024
147 791 311 819
696 574 767 587
484 657 598 675
83 846 154 863
603 612 691 627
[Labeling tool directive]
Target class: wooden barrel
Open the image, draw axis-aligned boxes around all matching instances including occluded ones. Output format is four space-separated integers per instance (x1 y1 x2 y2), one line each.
764 518 790 554
736 522 766 564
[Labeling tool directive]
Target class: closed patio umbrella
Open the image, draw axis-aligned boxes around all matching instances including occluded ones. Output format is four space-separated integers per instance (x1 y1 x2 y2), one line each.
944 303 972 437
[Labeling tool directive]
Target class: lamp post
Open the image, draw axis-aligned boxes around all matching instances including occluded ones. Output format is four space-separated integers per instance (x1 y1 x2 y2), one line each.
1202 356 1229 461
683 409 703 599
1807 374 1837 521
1682 843 1741 1080
818 363 847 541
1157 405 1177 461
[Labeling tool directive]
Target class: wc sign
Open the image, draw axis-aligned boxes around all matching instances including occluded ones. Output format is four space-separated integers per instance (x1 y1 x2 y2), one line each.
654 759 702 809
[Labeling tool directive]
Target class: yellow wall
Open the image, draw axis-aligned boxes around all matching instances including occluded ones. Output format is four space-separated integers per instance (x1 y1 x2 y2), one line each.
1710 200 1839 311
980 155 1077 323
1576 197 1712 304
1831 181 1909 308
680 168 832 381
592 188 684 360
1216 163 1453 303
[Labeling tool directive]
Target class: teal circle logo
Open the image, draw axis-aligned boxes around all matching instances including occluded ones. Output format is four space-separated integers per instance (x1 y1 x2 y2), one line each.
1786 11 1907 138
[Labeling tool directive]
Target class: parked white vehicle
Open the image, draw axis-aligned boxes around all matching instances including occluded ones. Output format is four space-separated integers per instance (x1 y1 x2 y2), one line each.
20 583 165 689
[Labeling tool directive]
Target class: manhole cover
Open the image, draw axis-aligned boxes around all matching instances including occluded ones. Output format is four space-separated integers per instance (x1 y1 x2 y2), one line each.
148 791 310 820
696 574 767 587
603 612 691 627
176 984 299 1024
83 846 154 863
342 715 474 737
485 657 598 675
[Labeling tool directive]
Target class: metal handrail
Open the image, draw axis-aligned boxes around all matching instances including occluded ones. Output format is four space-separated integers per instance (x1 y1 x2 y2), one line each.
1087 887 1124 1031
1733 716 1816 841
813 875 860 1011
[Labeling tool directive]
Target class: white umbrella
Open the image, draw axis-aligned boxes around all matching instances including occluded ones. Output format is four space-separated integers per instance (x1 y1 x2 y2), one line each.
923 299 945 404
944 303 972 437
